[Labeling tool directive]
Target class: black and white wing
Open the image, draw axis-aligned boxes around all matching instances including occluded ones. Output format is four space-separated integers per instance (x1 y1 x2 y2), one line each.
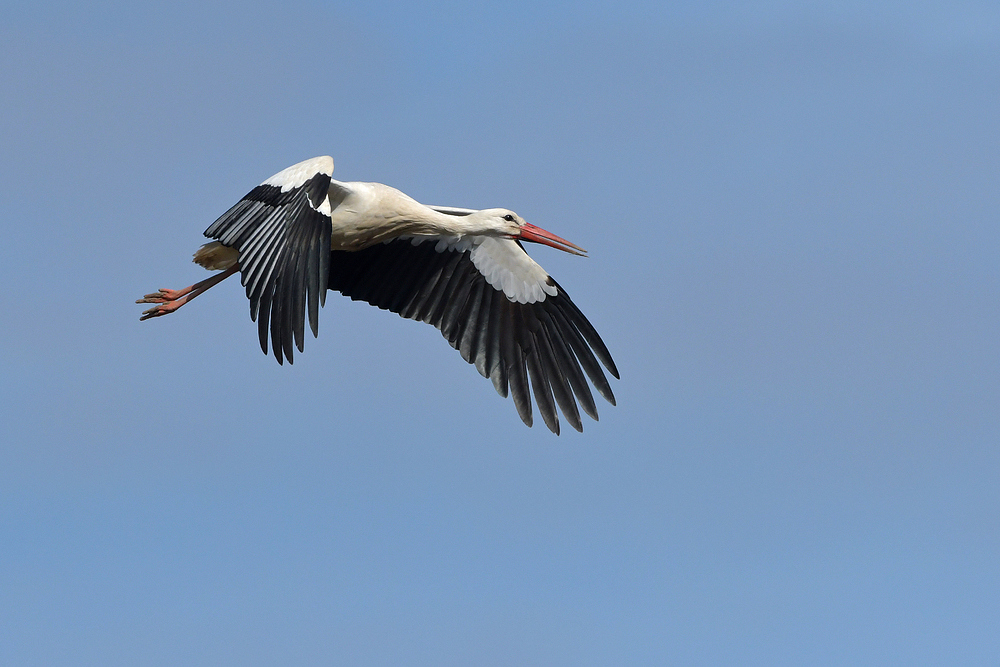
327 234 619 434
203 156 338 364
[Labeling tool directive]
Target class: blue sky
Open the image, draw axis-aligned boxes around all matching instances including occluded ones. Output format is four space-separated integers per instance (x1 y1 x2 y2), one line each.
2 1 998 664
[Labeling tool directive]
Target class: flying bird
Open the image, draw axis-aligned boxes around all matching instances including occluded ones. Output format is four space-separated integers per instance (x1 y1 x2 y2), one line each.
137 156 618 433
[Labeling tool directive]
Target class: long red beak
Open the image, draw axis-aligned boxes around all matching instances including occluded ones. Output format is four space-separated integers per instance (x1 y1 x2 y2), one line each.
517 222 587 256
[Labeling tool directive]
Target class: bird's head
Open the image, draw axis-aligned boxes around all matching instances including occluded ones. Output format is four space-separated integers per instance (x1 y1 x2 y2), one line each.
481 208 587 256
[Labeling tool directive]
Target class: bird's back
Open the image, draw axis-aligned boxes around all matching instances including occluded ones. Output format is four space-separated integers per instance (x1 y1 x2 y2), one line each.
327 180 476 251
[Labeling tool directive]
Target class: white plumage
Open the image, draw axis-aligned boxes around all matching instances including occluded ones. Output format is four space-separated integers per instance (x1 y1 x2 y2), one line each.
138 156 618 433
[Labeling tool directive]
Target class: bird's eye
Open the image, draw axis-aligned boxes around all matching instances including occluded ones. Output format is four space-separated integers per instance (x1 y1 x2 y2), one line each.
503 214 514 222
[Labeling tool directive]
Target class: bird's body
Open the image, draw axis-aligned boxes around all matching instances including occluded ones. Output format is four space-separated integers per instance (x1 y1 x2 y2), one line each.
138 156 618 433
325 181 469 250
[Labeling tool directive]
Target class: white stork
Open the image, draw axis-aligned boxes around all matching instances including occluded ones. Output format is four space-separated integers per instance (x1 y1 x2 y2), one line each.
137 156 618 434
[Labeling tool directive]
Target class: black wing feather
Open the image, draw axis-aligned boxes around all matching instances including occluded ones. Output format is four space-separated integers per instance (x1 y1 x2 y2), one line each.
327 238 617 433
203 170 332 364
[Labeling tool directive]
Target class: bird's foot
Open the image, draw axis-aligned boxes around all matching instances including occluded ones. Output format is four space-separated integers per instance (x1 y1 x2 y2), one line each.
137 286 196 320
136 266 239 322
136 287 191 304
139 300 185 320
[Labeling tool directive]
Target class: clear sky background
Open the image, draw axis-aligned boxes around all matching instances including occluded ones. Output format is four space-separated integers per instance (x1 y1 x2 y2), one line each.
2 1 998 664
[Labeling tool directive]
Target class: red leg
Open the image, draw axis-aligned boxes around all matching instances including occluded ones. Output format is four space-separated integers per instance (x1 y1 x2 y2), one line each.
137 265 240 320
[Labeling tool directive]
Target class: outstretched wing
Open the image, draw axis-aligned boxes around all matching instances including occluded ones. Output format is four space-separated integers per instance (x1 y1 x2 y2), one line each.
203 156 338 364
327 235 619 434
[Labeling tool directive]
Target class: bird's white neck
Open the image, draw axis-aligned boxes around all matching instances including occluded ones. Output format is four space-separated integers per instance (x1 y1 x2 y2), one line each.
329 182 511 250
